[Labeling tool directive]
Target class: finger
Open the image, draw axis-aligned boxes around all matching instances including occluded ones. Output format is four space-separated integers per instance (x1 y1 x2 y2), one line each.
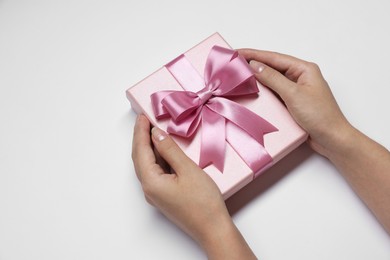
249 60 296 101
132 115 160 181
153 146 171 173
238 48 307 75
151 127 198 175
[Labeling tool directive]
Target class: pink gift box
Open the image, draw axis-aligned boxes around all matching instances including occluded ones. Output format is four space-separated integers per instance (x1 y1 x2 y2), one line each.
127 33 308 199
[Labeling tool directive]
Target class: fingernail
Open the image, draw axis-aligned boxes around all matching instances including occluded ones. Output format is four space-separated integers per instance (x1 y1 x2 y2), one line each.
249 60 265 73
151 127 167 142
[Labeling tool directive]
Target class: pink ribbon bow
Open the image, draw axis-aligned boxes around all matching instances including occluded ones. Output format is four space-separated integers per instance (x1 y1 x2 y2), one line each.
151 45 278 173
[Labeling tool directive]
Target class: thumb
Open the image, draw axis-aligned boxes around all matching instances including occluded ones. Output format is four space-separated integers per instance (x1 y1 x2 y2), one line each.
151 127 198 175
249 60 295 100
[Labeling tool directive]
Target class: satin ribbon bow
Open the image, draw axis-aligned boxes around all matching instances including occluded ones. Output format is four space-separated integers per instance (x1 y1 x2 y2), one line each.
151 45 278 173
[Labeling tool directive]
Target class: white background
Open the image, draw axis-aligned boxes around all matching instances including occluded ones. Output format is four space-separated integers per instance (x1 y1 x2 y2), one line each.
1 0 389 259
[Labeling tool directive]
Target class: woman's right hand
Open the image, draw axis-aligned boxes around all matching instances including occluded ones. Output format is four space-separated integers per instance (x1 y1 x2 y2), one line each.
238 49 353 158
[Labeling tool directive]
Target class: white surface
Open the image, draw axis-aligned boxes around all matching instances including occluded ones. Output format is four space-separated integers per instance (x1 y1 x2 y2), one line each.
0 0 389 259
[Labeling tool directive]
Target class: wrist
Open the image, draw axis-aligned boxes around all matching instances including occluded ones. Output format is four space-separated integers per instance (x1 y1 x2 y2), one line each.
197 212 234 249
197 213 257 260
311 120 360 160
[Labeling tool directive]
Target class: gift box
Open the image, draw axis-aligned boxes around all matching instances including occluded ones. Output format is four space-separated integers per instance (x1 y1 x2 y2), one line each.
126 33 308 199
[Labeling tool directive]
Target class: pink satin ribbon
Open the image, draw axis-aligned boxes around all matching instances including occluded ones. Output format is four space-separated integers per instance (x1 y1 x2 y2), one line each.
151 46 278 174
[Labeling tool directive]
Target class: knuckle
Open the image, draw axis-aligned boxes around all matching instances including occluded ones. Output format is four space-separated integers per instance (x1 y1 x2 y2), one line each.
287 84 300 97
306 62 321 72
142 185 152 198
159 139 178 158
144 195 155 206
142 181 157 198
131 149 139 162
264 67 280 82
164 143 177 157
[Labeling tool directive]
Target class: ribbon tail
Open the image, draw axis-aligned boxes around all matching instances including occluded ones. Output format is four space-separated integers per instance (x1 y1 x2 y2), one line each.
226 122 273 176
199 106 226 172
208 97 278 146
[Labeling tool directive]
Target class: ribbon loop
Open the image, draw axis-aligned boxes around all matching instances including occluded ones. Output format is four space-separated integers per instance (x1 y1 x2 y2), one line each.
151 46 278 174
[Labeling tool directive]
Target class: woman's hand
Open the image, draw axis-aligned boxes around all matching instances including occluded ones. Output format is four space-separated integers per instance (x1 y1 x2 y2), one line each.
239 49 390 234
132 115 257 259
238 49 352 158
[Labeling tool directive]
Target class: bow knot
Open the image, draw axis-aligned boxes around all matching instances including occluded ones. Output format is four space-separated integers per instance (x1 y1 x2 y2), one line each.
197 87 215 105
151 46 278 173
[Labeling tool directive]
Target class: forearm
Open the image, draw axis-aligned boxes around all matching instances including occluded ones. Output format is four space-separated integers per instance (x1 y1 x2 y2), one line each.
322 124 390 233
198 216 257 260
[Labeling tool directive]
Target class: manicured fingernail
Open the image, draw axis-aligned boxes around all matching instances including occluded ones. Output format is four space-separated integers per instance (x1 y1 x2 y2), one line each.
249 60 265 73
151 127 167 142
